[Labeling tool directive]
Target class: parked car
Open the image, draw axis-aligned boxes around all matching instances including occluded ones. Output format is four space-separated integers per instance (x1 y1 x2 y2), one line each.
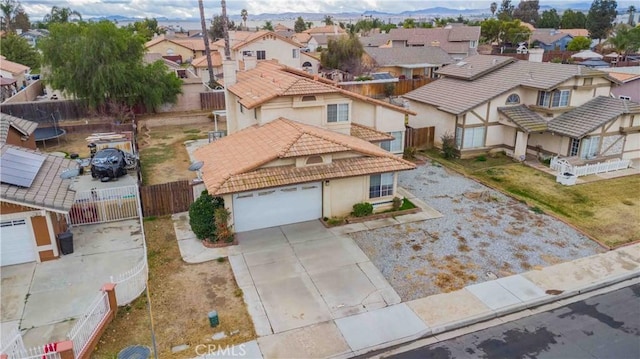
90 148 128 180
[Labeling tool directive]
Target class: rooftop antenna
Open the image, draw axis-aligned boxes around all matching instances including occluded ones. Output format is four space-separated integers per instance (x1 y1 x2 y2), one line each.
198 0 216 88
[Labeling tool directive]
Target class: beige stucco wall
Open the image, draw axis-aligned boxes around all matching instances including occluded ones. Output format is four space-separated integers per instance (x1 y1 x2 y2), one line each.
146 42 195 62
528 132 567 156
623 133 640 160
323 172 398 218
236 37 302 69
406 100 455 147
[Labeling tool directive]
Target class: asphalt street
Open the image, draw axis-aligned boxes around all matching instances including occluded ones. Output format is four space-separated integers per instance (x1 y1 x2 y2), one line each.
391 284 640 359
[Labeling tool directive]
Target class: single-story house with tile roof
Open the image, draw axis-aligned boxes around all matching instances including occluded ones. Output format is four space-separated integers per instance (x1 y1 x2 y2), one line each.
363 46 454 79
0 113 38 149
144 34 214 63
402 55 639 161
0 144 77 266
194 118 415 232
530 29 574 51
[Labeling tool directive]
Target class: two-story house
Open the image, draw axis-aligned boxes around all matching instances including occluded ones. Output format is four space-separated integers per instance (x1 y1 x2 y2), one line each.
193 60 416 232
386 25 480 61
403 55 640 162
144 34 213 63
363 46 454 79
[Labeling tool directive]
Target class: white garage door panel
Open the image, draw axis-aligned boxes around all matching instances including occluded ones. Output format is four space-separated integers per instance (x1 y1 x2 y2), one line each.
233 182 322 232
1 219 37 266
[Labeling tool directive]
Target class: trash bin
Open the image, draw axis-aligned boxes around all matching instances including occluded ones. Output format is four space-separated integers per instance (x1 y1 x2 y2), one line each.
208 310 219 327
58 231 74 255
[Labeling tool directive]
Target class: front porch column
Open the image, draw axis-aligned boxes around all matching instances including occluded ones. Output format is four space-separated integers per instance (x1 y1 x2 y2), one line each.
514 131 529 161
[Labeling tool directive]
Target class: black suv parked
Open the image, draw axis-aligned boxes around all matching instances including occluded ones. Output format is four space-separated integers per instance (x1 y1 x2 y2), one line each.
90 148 128 180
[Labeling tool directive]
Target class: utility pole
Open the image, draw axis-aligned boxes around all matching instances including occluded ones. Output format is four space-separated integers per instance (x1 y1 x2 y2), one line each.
221 0 231 60
198 0 216 87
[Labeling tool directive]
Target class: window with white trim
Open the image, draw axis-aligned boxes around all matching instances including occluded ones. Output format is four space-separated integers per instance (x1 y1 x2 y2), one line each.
506 94 520 104
292 49 299 58
369 173 394 198
569 138 580 156
580 136 600 159
327 103 349 122
380 131 403 153
256 50 266 60
537 90 570 108
455 126 485 149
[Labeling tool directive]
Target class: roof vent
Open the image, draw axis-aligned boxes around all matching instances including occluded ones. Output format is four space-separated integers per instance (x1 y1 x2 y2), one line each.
492 58 498 65
431 40 440 47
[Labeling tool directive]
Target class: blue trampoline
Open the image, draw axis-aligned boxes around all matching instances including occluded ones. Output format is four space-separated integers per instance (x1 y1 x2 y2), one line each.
34 127 66 148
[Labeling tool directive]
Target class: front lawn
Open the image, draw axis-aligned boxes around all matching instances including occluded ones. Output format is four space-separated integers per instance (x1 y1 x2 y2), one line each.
422 150 640 248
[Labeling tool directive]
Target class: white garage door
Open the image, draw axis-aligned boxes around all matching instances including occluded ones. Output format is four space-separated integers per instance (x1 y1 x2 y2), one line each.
233 182 322 232
1 219 36 266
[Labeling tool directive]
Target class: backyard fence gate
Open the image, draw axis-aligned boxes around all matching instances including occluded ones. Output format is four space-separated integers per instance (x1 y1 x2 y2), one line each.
140 180 194 217
68 185 139 225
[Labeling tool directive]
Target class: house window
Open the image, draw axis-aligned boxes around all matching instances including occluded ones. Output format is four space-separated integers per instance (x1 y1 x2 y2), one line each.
242 50 253 57
537 90 570 108
256 50 266 60
239 104 244 113
380 131 403 153
619 95 630 100
292 49 299 58
327 103 349 123
369 173 394 198
455 126 485 149
583 78 593 86
580 136 600 159
469 40 477 48
506 94 520 105
569 138 580 157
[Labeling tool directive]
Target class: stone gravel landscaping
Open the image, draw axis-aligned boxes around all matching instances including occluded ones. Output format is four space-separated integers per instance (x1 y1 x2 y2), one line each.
350 160 605 301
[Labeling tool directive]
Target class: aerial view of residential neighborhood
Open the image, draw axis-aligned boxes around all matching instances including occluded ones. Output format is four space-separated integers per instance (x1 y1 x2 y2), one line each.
1 0 639 357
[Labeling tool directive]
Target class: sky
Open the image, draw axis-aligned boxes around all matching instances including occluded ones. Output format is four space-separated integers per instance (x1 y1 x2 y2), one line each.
18 0 636 21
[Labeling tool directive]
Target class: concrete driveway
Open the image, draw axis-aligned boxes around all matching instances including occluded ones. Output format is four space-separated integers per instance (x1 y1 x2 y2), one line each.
0 219 144 347
229 220 400 335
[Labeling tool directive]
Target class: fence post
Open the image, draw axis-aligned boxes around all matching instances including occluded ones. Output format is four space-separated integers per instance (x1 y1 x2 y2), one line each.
102 283 118 322
56 340 75 359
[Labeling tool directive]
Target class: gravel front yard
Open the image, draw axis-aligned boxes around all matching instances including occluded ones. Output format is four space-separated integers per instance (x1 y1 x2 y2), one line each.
350 160 605 301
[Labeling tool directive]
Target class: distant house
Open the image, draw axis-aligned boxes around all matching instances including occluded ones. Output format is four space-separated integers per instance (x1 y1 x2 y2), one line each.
598 67 640 103
363 46 454 79
19 29 49 48
190 51 224 84
302 25 347 36
307 34 346 52
403 55 640 163
530 29 574 51
144 34 214 63
0 56 29 89
0 113 37 149
386 25 480 61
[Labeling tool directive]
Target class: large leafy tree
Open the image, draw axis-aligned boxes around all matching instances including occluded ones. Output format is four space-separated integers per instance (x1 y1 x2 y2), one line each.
538 9 561 28
501 20 531 45
294 16 306 32
480 18 502 43
586 0 617 42
39 21 181 111
0 0 22 32
42 6 82 25
497 0 515 21
513 0 540 25
262 20 273 31
561 9 587 28
320 34 364 74
0 33 39 69
125 17 164 42
323 15 334 25
12 6 27 31
567 36 592 50
209 14 235 40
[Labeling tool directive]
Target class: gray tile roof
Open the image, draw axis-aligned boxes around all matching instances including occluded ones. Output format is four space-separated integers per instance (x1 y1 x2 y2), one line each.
548 96 640 138
364 46 454 67
498 105 548 132
359 33 391 47
0 113 38 145
531 29 573 45
448 26 481 42
387 27 479 55
403 55 607 115
0 144 77 212
436 55 515 80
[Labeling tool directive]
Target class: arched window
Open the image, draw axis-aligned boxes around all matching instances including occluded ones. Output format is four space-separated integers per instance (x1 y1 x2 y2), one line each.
302 61 312 67
506 93 520 105
306 156 323 165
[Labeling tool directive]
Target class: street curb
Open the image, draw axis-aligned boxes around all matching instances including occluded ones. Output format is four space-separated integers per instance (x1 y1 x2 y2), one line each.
344 269 640 359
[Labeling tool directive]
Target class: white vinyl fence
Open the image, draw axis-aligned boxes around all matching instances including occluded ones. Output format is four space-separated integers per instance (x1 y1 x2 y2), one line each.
68 185 139 225
110 257 148 306
0 325 26 359
67 291 111 358
5 346 61 359
550 157 631 177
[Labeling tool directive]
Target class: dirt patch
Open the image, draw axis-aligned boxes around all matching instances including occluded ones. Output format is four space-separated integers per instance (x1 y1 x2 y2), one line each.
36 132 96 158
94 217 256 358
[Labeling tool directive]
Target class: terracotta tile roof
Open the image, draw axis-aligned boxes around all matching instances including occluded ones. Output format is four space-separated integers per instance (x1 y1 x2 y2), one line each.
350 123 394 142
292 33 312 44
498 105 548 132
144 34 214 52
548 96 640 138
303 25 346 35
229 61 416 115
232 30 302 50
194 118 415 195
0 113 38 145
0 144 76 212
0 56 29 74
274 23 292 32
404 55 607 115
559 29 589 38
605 72 640 83
364 46 453 67
191 51 223 68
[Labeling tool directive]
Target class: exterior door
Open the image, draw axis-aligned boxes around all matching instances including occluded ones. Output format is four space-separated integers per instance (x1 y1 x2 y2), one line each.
0 219 36 266
232 182 322 232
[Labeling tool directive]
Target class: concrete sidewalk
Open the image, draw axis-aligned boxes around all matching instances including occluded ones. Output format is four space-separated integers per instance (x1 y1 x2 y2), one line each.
196 243 640 359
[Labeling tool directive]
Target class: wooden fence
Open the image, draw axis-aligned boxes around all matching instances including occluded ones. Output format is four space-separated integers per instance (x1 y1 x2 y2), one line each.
140 180 194 217
200 91 226 110
1 99 89 121
339 78 433 98
405 126 435 149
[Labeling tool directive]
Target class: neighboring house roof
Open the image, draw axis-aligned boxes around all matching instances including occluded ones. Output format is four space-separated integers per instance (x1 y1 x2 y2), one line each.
359 34 391 47
404 55 606 115
387 27 479 55
0 56 29 75
520 22 536 31
228 61 415 114
0 113 38 145
191 52 223 68
531 29 573 45
558 29 589 38
447 26 481 42
291 32 312 45
365 46 454 67
231 30 303 51
303 25 346 35
144 34 213 52
602 72 640 83
142 53 182 69
0 144 76 213
274 23 292 32
548 96 640 138
309 34 345 46
497 105 548 132
194 118 414 195
350 123 395 142
598 66 640 83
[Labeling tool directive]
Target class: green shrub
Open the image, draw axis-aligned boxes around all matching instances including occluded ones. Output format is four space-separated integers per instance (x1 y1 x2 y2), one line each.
440 132 457 159
383 83 396 97
189 191 224 241
475 155 487 162
327 217 345 226
214 207 234 243
351 202 373 217
403 146 417 160
392 197 402 211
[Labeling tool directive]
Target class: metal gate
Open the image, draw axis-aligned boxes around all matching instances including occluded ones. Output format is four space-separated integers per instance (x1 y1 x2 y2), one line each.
68 185 139 225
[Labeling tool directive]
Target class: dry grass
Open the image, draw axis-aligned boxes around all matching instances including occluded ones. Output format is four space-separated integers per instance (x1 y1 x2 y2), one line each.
431 256 478 293
93 217 256 358
37 132 98 158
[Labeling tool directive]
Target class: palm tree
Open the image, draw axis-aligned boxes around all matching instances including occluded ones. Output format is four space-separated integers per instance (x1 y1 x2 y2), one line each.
628 5 636 27
606 25 632 61
240 8 248 30
43 6 82 24
262 20 273 31
490 2 498 17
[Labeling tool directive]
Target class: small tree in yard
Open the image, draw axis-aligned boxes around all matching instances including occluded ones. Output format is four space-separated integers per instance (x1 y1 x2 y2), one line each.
441 132 458 159
214 207 234 243
189 191 224 241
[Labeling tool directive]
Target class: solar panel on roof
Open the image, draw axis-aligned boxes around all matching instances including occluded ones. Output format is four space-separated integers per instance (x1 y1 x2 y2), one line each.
0 148 46 188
